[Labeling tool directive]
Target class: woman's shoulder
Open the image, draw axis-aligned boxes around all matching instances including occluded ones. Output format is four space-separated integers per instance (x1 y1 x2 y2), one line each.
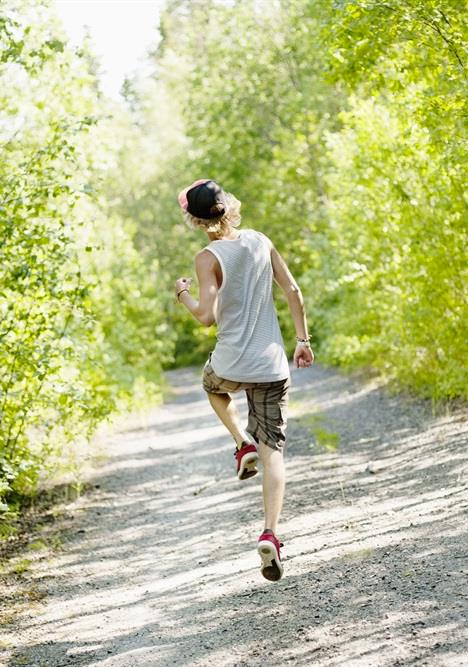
244 228 273 249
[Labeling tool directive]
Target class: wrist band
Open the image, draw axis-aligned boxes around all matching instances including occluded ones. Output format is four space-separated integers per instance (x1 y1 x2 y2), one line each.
296 336 310 343
177 288 189 301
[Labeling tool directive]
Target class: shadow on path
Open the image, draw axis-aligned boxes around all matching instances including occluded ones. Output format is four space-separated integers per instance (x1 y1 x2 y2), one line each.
3 364 467 667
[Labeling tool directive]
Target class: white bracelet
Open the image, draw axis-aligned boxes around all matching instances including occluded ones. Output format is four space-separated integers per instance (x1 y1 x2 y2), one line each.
297 340 311 348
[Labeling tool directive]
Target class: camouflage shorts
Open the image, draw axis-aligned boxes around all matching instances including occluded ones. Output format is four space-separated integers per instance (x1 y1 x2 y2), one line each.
203 360 290 451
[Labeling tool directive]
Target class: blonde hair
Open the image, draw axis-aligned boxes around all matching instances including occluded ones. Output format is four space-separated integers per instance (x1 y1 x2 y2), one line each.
182 192 242 238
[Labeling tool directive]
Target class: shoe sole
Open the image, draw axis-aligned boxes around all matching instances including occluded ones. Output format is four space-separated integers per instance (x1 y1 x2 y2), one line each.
237 451 259 481
257 539 284 581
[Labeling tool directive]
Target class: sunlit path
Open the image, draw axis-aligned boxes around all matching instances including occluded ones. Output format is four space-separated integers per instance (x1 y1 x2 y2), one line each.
2 1 466 663
2 364 467 666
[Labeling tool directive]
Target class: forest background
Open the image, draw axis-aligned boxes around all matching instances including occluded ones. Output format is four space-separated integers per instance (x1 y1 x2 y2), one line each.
0 0 466 519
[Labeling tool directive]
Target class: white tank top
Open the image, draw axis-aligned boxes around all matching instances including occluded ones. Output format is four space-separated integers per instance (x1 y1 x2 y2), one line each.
205 229 290 382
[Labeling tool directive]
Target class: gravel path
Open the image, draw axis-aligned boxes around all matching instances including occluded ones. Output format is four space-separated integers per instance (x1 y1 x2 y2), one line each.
1 364 467 667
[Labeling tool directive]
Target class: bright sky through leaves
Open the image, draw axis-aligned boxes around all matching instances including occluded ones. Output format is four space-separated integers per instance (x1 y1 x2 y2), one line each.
55 0 164 99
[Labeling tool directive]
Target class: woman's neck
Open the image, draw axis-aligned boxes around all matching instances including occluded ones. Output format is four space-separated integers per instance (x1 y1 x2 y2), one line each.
207 225 240 241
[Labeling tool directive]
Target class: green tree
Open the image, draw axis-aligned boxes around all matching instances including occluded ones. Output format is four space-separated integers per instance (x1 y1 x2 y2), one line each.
134 0 466 399
0 0 171 514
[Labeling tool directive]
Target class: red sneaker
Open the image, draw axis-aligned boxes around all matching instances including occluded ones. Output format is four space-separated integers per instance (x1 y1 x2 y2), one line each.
257 530 284 581
234 442 259 480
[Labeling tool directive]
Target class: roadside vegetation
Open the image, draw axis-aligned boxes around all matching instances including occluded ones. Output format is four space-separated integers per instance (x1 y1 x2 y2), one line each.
1 0 465 519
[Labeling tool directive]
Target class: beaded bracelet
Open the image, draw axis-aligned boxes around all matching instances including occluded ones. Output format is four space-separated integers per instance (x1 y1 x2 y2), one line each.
296 336 310 343
177 288 189 301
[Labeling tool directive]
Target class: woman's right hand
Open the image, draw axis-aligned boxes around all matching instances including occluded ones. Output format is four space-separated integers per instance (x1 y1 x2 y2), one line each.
175 276 193 299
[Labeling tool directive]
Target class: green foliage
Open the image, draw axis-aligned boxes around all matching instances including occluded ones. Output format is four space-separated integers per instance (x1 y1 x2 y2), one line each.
0 1 173 514
315 0 467 399
300 414 340 452
134 0 466 400
1 0 466 519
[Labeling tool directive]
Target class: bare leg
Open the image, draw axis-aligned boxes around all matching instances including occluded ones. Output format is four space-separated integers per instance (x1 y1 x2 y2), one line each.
259 442 285 534
207 392 247 448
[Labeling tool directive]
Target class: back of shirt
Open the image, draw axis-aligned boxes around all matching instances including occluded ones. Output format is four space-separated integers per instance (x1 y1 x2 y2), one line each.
205 229 289 382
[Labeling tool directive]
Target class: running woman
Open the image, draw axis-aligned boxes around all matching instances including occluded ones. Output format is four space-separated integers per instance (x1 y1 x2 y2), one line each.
175 179 314 581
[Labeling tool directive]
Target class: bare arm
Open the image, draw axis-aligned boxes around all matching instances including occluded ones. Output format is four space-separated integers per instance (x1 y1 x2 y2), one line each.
175 250 218 327
270 245 314 368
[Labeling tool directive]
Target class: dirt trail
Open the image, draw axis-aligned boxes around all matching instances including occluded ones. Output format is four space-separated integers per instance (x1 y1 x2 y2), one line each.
1 364 467 667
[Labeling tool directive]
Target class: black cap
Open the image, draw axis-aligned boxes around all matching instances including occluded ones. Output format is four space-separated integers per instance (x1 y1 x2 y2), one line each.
186 180 226 219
